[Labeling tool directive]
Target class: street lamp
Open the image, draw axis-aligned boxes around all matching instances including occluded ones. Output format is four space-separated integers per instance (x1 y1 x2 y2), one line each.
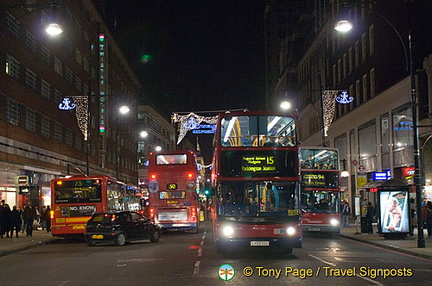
116 105 131 179
0 2 63 43
335 4 425 248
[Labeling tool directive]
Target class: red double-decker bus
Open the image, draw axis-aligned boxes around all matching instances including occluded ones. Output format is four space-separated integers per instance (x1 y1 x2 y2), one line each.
147 150 200 233
51 175 144 237
300 147 341 234
211 110 302 254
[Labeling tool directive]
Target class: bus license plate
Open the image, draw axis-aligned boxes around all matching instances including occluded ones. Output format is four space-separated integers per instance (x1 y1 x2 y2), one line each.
91 235 104 239
250 241 269 246
308 227 321 232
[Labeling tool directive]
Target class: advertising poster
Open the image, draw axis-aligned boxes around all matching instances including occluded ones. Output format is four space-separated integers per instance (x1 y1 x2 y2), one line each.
379 190 410 233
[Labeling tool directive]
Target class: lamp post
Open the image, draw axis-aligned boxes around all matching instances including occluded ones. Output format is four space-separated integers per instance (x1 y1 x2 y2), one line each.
335 4 425 248
0 1 63 43
116 105 131 180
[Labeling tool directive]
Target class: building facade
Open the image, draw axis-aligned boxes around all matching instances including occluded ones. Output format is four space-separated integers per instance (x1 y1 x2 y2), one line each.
269 0 432 206
0 0 140 208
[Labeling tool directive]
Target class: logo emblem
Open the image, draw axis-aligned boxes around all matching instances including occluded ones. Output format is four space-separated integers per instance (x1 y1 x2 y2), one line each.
218 264 235 281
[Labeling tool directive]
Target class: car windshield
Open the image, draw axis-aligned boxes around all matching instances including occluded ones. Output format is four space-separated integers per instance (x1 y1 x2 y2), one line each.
89 213 116 223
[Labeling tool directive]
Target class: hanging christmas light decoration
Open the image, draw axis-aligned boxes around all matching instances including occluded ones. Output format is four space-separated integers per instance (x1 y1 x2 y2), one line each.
172 112 218 144
322 90 338 137
74 96 89 140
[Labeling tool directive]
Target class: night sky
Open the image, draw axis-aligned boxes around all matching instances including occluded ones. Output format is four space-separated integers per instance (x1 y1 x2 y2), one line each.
99 0 267 117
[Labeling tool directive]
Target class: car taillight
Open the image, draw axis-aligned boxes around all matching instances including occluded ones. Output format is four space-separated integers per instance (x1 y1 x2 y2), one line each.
111 214 116 222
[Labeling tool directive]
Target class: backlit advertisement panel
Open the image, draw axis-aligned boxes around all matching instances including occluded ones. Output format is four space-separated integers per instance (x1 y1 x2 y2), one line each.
379 190 410 233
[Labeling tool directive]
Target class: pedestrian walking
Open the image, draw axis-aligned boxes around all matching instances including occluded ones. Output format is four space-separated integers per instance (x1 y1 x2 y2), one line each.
366 201 375 234
22 201 37 237
341 200 351 227
424 201 432 238
43 206 51 233
0 203 11 238
9 206 22 238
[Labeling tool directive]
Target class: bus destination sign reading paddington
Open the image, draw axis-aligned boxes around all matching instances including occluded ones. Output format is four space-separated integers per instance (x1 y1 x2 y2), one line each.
241 155 276 173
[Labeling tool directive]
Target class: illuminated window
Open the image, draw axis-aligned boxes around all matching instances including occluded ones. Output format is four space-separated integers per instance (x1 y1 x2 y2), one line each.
5 54 19 79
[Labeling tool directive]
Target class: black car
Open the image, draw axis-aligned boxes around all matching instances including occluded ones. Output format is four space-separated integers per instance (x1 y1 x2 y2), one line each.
85 211 161 246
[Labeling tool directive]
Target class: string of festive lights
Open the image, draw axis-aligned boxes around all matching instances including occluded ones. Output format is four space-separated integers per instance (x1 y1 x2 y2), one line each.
322 90 338 137
74 96 89 141
171 112 219 144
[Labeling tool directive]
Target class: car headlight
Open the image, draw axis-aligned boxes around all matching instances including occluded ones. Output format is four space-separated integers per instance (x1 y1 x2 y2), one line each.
222 225 235 236
286 226 296 236
330 219 339 226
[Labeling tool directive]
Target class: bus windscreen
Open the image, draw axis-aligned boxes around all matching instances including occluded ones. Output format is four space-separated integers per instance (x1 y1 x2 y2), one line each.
54 179 102 204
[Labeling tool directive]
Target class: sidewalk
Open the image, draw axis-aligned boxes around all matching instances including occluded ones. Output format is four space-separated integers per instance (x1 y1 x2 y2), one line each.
0 230 59 257
339 223 432 260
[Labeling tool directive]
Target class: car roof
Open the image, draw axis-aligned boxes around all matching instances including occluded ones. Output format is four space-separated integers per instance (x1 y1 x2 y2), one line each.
93 211 138 215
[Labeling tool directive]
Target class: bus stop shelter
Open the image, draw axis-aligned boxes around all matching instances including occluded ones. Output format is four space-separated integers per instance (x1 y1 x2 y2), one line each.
360 178 410 239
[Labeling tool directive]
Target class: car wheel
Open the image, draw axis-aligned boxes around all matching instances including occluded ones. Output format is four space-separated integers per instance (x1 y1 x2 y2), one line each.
86 239 96 247
115 233 127 246
150 230 160 243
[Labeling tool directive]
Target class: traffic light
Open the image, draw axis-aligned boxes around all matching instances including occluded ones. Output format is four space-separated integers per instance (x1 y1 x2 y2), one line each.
204 189 210 196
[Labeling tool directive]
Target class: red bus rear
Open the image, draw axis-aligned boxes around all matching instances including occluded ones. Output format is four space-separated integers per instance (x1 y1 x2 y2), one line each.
51 175 143 237
147 151 200 233
211 111 302 254
300 147 341 234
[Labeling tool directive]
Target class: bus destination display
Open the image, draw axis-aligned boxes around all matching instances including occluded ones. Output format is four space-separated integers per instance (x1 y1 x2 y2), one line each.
302 171 339 188
242 155 276 173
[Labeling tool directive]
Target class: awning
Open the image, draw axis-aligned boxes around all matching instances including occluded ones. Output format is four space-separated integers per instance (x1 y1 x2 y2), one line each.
360 178 408 189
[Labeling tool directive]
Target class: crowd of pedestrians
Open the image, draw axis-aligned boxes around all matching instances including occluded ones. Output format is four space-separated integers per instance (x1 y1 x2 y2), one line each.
0 200 51 238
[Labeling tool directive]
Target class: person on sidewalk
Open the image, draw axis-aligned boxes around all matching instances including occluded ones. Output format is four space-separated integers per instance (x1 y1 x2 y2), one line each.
366 201 375 234
341 200 351 227
424 201 432 238
22 201 37 237
9 206 22 238
0 204 11 238
43 206 51 233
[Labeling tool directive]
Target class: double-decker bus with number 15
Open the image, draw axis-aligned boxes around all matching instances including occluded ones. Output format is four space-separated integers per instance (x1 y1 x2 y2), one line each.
211 110 302 254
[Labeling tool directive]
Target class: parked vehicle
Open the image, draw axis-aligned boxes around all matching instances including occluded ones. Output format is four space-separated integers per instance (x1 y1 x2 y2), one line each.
85 211 161 246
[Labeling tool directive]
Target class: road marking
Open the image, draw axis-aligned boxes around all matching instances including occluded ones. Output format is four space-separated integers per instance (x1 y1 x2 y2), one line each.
309 254 384 286
308 254 337 266
193 260 201 274
198 248 202 257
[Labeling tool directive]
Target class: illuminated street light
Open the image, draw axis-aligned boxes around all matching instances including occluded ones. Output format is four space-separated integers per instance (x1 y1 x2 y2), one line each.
155 146 162 152
45 23 63 36
335 4 425 248
280 100 292 111
0 2 63 43
140 131 149 138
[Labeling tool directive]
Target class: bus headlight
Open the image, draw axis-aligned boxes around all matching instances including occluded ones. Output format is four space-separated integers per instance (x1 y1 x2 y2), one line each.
222 225 235 237
330 219 339 226
286 226 296 236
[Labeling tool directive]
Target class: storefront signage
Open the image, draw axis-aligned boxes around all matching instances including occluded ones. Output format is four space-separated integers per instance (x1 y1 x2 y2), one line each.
402 167 415 178
394 121 412 131
372 172 390 181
